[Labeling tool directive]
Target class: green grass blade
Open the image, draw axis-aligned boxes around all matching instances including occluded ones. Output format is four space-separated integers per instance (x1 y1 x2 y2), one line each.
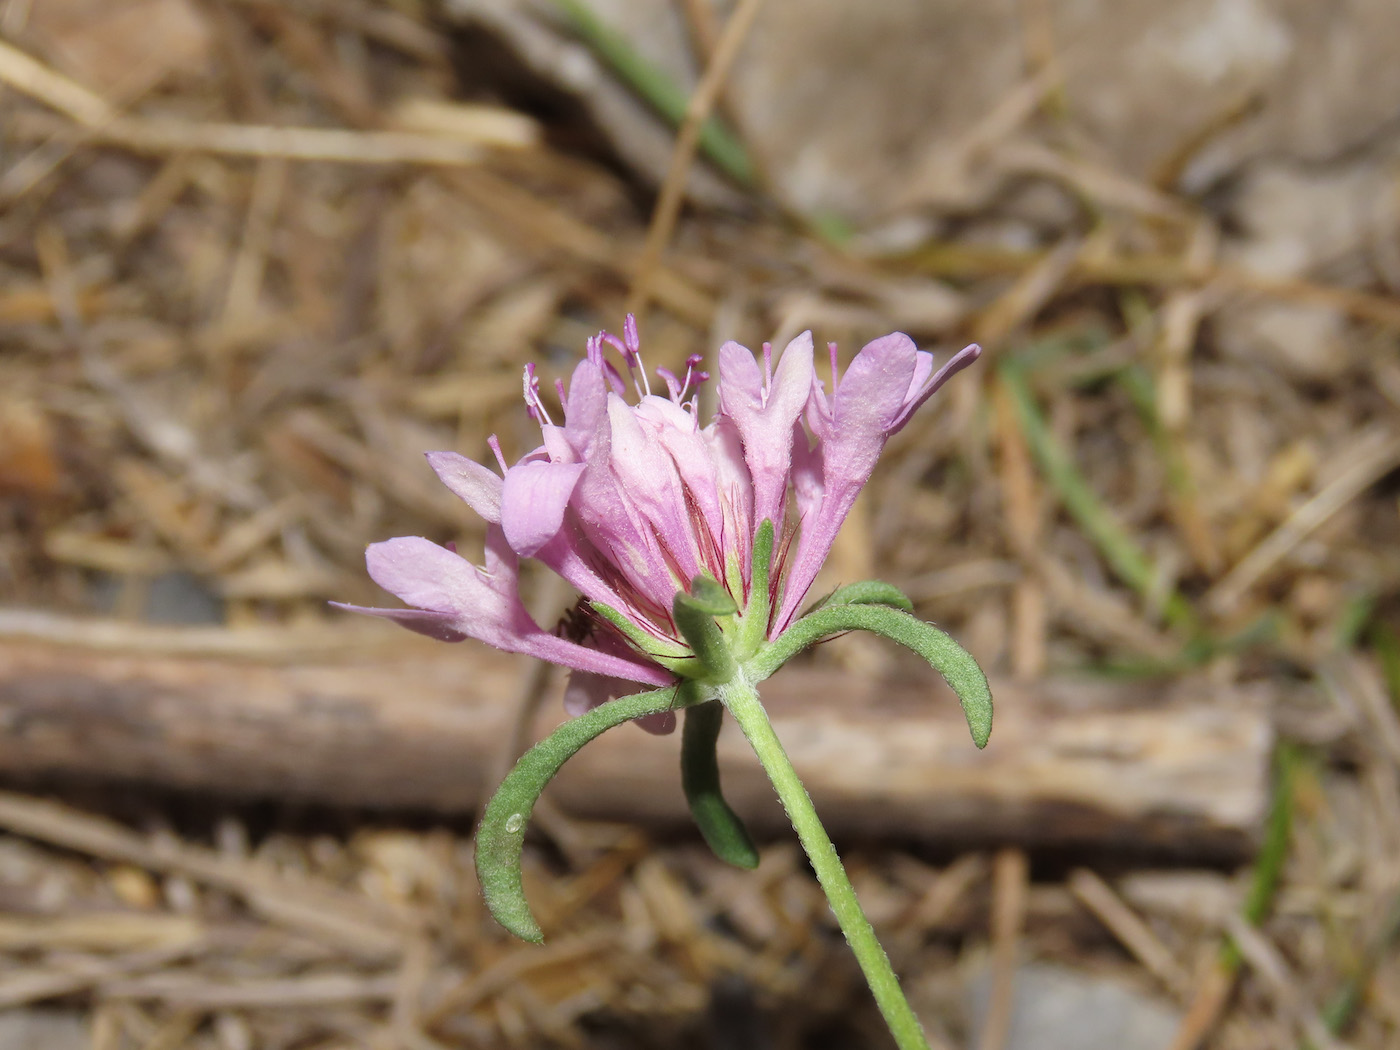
548 0 755 185
999 360 1197 633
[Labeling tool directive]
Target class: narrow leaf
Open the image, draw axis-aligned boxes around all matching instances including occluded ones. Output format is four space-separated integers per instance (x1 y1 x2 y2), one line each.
819 580 915 611
476 684 688 942
681 702 759 869
752 603 993 748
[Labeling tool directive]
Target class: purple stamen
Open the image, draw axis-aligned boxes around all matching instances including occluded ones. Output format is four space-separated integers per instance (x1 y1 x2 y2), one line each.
655 366 684 402
600 329 650 399
600 357 627 396
487 434 508 472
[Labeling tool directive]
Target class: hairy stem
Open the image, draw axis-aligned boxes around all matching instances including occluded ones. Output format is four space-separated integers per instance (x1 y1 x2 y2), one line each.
720 673 929 1050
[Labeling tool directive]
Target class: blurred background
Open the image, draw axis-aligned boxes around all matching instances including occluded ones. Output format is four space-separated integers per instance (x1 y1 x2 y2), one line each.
1 0 1399 1046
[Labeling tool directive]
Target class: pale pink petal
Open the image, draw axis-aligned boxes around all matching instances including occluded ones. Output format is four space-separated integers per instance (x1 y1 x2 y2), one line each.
775 334 920 627
425 451 502 523
567 406 688 609
717 340 763 400
329 602 467 642
540 424 576 463
789 421 822 522
563 357 610 455
527 633 673 686
356 536 670 685
635 396 723 538
365 536 503 624
719 333 813 534
888 342 982 432
825 333 917 465
360 534 551 656
606 394 697 578
500 460 586 556
702 415 754 583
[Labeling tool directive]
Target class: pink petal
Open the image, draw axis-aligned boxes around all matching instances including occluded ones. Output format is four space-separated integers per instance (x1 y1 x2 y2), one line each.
705 415 754 556
565 403 689 609
356 536 671 686
500 459 586 556
366 536 502 623
827 333 917 461
775 333 920 627
528 633 673 686
540 424 576 463
635 397 722 530
563 357 610 455
425 451 503 523
607 395 701 578
717 339 763 400
889 342 982 432
719 332 813 535
329 602 467 642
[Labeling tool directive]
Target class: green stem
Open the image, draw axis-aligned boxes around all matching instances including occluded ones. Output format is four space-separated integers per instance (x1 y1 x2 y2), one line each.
720 673 929 1050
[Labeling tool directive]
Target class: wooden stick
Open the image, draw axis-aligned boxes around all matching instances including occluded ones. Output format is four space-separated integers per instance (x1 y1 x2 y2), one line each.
0 628 1271 857
977 847 1028 1050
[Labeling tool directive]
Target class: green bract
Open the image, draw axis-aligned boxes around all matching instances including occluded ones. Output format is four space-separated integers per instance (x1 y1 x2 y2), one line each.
473 521 993 943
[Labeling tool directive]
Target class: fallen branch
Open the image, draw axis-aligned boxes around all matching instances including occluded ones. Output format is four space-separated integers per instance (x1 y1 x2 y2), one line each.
0 623 1272 858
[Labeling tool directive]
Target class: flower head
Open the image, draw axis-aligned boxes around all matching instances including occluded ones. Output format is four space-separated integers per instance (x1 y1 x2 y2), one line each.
336 319 980 731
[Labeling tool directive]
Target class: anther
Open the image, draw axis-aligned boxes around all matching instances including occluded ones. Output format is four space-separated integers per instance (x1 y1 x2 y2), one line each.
522 363 554 426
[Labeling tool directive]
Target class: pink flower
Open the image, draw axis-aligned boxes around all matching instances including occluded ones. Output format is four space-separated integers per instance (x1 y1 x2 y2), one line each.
336 317 980 731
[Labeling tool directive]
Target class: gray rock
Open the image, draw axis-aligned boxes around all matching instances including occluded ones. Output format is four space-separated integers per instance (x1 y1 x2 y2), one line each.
1227 163 1390 281
443 0 1400 219
965 961 1181 1050
145 570 224 625
0 1010 88 1050
1214 301 1352 380
90 570 224 625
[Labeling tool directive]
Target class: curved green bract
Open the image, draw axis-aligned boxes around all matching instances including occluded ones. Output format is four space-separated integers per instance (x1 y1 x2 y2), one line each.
751 602 993 749
687 574 739 616
735 519 775 660
674 586 737 684
681 702 759 869
820 581 915 611
590 600 690 661
475 684 690 942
